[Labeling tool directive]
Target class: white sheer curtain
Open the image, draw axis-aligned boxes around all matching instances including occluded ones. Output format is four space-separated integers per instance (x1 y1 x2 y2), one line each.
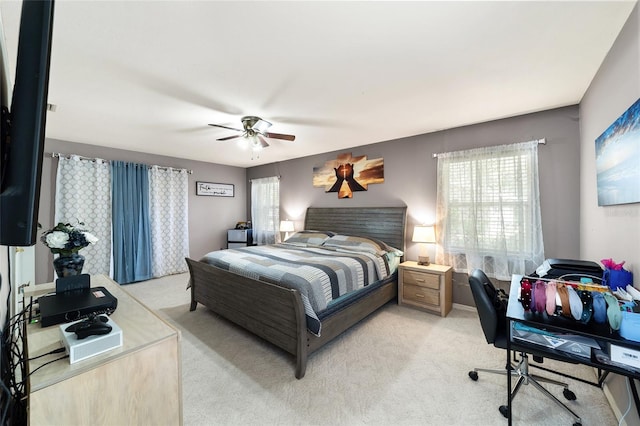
251 176 281 245
55 156 111 276
148 166 190 277
435 141 544 280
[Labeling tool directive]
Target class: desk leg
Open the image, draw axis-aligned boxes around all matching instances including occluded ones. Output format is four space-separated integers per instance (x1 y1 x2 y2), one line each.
629 377 640 420
507 319 512 426
598 370 609 387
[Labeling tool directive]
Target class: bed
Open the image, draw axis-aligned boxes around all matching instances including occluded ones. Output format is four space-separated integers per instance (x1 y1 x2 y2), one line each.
186 206 407 378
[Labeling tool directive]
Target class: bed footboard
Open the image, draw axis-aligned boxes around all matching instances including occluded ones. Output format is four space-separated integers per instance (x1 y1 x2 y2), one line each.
186 258 309 378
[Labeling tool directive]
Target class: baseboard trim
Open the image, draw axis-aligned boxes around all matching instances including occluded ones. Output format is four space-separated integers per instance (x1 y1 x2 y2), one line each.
602 378 638 426
453 303 476 312
602 382 624 424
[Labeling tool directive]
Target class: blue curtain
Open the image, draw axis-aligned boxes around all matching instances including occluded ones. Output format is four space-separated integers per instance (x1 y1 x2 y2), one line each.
111 161 152 284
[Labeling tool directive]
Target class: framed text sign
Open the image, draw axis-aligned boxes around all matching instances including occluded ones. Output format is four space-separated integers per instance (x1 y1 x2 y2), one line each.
196 181 234 197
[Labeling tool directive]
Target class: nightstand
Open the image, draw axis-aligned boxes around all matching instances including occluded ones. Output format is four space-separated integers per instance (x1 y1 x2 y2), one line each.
398 261 453 317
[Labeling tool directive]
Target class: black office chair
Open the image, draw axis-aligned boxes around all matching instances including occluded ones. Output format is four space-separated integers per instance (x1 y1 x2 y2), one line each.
467 269 582 426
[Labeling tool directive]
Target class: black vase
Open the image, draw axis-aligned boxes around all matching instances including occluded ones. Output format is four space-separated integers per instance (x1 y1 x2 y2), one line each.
53 253 85 278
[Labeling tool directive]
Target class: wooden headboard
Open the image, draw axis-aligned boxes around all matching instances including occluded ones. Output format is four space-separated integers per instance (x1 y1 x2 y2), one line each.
304 207 407 252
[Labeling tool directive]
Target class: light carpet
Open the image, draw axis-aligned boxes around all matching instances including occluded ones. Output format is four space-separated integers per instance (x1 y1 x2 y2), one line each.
125 273 618 426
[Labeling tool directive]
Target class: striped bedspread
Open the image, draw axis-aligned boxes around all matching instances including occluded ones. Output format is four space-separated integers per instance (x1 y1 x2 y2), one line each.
200 243 393 335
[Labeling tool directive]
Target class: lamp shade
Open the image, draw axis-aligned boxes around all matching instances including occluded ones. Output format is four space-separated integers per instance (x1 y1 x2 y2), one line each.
412 225 436 243
280 220 295 233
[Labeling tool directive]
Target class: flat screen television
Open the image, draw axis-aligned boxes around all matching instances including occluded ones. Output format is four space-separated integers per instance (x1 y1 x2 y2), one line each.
0 0 55 246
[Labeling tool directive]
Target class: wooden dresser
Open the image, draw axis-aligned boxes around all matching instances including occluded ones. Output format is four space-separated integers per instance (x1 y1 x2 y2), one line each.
398 261 453 317
25 274 182 425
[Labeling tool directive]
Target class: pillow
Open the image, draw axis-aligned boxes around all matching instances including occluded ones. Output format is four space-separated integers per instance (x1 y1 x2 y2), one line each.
386 245 404 257
385 251 402 272
284 230 334 246
322 234 403 256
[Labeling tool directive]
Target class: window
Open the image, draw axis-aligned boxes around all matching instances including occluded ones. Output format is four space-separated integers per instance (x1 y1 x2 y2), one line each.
435 141 544 280
250 176 280 245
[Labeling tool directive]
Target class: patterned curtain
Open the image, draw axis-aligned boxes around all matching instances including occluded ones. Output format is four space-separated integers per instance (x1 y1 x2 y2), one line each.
111 161 153 284
54 156 190 283
148 166 189 277
251 176 281 245
55 156 111 276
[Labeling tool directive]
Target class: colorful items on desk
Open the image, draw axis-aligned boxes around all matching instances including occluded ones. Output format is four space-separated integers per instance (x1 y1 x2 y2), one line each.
626 285 640 301
534 280 547 313
603 268 634 291
592 292 607 324
601 258 626 271
556 284 570 318
566 286 582 321
520 278 531 310
620 311 640 343
603 293 622 330
613 287 633 301
518 276 640 332
545 280 557 316
601 258 633 291
578 290 593 323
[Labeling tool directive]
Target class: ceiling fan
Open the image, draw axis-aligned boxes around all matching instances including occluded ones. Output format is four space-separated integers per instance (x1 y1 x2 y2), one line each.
208 116 295 150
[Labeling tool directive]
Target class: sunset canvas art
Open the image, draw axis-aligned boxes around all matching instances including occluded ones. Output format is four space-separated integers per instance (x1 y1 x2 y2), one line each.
313 152 384 198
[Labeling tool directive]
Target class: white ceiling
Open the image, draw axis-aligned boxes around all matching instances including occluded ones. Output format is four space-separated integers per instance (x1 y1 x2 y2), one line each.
1 1 636 168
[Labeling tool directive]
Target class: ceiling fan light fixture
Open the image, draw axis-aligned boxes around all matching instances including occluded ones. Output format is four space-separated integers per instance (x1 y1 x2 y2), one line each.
240 133 262 151
237 136 249 150
210 116 295 154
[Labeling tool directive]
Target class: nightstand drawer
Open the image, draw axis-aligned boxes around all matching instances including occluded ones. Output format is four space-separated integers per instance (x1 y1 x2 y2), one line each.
402 270 439 289
403 283 440 306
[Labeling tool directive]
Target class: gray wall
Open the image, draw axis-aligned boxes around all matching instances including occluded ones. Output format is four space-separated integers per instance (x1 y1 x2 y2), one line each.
36 138 247 284
248 105 582 306
37 106 584 306
579 3 640 424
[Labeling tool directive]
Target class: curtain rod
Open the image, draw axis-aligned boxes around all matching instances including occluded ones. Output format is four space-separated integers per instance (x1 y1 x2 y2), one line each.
249 175 281 182
432 138 546 159
50 152 193 174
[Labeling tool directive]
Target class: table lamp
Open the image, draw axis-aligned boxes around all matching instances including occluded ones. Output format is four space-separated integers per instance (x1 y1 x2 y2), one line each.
280 220 295 240
412 225 436 265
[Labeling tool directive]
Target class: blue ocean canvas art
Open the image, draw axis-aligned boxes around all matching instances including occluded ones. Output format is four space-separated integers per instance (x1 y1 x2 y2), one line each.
595 98 640 206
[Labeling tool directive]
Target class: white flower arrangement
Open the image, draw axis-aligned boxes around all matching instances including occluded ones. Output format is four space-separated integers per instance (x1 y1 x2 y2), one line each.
41 221 98 256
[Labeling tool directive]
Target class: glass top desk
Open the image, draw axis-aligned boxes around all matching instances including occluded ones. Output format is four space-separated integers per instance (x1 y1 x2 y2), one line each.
506 274 640 425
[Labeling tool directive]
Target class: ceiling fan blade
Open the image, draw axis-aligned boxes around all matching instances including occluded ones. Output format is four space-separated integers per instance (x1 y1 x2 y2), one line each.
217 134 242 141
208 123 243 132
258 135 270 148
264 132 295 141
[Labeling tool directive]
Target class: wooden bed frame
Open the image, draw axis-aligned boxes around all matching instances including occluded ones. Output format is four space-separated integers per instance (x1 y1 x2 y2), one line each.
186 206 407 379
